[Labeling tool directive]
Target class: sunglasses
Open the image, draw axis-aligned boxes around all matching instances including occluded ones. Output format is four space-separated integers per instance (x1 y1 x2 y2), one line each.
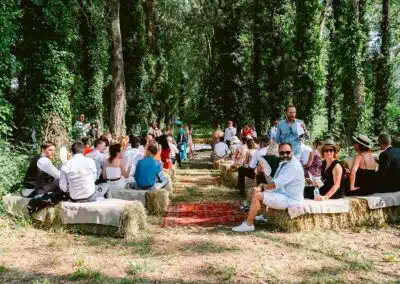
323 148 335 153
279 151 292 156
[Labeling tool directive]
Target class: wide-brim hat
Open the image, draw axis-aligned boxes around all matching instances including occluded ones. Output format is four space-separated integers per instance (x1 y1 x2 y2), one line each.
231 136 241 144
319 139 340 155
352 134 374 149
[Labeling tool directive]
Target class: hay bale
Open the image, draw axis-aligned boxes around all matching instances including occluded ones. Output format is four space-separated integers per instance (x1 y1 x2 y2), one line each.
266 198 400 232
119 202 148 241
213 159 224 169
145 189 169 216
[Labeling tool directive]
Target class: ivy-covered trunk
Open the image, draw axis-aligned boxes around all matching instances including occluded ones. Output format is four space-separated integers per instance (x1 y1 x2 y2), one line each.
110 0 126 137
374 0 390 135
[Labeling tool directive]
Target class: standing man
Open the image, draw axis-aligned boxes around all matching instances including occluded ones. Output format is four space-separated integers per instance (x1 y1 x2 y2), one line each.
224 120 237 148
73 113 90 139
377 134 400 193
275 105 310 159
269 120 279 145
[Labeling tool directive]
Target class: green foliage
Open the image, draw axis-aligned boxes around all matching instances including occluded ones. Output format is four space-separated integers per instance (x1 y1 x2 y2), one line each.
0 141 30 197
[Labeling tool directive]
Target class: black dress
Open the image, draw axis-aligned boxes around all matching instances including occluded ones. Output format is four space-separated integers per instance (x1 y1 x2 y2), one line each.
319 160 346 199
346 155 377 196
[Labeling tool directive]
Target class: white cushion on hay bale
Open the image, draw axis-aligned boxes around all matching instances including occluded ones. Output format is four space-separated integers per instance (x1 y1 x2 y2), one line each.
287 199 350 219
356 191 400 209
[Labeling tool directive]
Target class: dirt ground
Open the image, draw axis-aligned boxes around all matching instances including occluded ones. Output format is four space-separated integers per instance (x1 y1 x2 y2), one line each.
1 151 400 283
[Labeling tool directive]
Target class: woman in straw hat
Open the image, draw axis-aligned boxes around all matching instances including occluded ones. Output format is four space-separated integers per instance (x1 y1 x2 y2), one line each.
307 139 346 200
347 134 377 196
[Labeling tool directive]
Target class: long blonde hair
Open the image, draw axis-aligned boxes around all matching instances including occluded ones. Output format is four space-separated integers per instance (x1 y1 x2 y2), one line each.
120 136 129 151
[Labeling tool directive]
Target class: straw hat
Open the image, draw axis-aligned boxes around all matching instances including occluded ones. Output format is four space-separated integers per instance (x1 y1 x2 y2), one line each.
319 139 340 155
352 134 374 149
231 136 241 144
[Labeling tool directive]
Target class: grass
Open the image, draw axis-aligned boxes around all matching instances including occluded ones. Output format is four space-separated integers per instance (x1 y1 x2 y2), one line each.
182 240 240 254
69 266 105 282
124 238 153 256
127 261 155 276
0 264 7 273
384 254 398 263
204 263 236 283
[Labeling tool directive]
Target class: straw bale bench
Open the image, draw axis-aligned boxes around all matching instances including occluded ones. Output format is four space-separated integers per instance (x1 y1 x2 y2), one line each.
265 196 400 232
2 195 147 239
111 189 170 216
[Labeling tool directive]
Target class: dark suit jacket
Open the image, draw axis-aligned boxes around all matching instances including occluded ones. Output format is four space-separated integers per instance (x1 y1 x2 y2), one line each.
378 147 400 192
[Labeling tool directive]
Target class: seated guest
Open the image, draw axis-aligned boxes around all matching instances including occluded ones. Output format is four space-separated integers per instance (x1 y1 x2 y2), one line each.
23 141 61 197
230 136 241 157
212 137 230 160
157 134 172 170
82 137 93 155
86 139 107 183
377 134 400 192
250 124 257 139
347 134 377 196
60 142 109 202
243 139 257 166
305 139 346 200
103 144 131 191
134 145 169 190
299 140 312 166
234 136 248 166
124 136 143 177
303 139 322 178
232 143 304 232
240 123 252 138
139 136 147 156
236 137 270 195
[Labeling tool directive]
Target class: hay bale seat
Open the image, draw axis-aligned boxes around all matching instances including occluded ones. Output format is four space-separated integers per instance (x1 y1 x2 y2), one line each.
111 189 170 216
2 195 147 239
217 161 255 191
266 198 400 232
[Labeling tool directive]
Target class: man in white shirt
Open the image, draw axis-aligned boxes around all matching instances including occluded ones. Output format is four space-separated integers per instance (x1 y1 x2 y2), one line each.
224 120 237 148
213 137 230 160
233 143 305 232
236 137 271 195
86 139 107 183
60 142 109 202
269 120 279 145
23 141 61 197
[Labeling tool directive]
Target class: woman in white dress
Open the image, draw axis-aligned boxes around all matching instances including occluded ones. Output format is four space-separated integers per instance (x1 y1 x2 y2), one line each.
234 136 248 166
102 143 131 191
243 139 257 167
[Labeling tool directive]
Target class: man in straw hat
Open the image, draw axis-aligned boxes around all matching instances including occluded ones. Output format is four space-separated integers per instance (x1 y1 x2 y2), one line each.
233 143 304 232
377 134 400 193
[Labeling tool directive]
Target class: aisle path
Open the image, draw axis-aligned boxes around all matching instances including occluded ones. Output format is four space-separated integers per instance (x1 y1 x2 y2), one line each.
162 149 246 227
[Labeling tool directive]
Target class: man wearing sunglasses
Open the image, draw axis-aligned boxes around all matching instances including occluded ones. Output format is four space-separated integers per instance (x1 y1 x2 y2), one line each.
233 143 304 232
275 104 310 160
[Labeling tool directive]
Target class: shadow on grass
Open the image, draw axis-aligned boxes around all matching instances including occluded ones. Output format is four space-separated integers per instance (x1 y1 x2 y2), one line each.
0 266 207 284
180 240 240 254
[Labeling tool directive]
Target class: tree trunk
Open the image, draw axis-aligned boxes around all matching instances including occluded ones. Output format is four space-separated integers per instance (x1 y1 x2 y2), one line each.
110 1 126 137
251 0 263 133
374 0 390 134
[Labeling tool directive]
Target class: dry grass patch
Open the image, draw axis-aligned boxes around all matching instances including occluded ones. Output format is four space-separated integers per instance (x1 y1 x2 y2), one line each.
181 240 240 254
203 263 236 283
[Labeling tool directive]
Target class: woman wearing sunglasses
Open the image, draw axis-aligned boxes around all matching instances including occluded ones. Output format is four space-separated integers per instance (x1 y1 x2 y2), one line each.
313 139 346 201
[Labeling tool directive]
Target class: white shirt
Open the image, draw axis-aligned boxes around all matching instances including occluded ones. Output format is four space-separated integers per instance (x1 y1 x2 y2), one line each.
214 142 230 158
300 144 312 166
59 154 97 200
273 157 305 202
249 146 269 169
138 145 145 156
224 127 237 142
169 142 179 155
126 148 144 176
37 156 60 180
86 149 106 180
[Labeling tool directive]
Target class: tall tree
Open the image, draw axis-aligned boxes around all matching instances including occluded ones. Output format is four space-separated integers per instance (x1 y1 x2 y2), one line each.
293 0 323 125
109 0 126 136
374 0 390 134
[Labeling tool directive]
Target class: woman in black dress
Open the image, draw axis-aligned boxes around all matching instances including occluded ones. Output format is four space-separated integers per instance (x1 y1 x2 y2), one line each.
347 134 377 196
315 139 346 200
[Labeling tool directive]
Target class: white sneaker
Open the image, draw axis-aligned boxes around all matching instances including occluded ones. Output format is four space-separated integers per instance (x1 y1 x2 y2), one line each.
232 221 255 232
255 214 268 223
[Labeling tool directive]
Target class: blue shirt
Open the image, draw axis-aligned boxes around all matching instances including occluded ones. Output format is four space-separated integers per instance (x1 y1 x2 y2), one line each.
134 157 165 187
275 119 309 157
273 157 305 202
